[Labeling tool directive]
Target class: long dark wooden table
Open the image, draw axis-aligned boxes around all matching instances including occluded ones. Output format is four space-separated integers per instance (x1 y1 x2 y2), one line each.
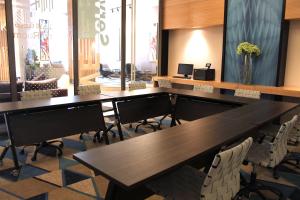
73 88 299 200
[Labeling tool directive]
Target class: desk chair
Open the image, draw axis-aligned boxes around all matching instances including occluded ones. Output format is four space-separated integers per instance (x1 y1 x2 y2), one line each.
128 82 160 132
237 116 298 199
193 84 214 93
234 89 261 99
157 79 175 126
258 115 300 172
20 90 63 161
147 137 253 200
78 85 116 142
157 79 172 89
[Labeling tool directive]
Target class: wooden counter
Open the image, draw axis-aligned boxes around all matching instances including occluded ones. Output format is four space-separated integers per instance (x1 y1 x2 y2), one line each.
152 76 300 98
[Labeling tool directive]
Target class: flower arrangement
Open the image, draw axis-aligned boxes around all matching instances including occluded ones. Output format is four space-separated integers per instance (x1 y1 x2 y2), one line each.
236 42 261 56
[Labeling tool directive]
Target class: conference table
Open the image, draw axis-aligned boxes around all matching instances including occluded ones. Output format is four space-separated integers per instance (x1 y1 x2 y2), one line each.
72 88 299 200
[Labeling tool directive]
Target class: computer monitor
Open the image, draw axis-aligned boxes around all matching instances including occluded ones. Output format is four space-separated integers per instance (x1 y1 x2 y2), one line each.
178 63 194 78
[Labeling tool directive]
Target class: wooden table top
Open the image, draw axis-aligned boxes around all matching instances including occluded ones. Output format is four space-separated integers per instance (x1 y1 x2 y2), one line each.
0 94 113 114
73 89 299 189
153 76 300 98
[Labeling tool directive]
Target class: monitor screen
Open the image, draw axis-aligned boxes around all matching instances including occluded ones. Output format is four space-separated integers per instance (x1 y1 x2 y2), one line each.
178 63 194 76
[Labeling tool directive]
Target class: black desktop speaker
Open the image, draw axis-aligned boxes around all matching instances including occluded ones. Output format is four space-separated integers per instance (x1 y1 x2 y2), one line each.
193 68 215 81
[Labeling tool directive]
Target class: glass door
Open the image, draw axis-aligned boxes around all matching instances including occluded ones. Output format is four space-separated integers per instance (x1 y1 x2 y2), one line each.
78 0 122 92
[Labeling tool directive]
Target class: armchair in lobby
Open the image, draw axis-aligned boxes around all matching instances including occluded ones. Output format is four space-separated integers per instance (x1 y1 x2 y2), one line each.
20 90 64 161
236 115 298 199
147 137 253 200
24 78 68 97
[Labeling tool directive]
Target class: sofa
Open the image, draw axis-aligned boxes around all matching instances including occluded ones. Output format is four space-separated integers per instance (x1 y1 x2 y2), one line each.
24 78 68 97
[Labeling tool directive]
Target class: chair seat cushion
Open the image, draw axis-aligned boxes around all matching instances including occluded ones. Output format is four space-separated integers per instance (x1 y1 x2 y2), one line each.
146 166 206 200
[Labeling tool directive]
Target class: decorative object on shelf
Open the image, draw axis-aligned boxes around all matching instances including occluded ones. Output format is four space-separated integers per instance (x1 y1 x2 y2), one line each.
236 42 261 84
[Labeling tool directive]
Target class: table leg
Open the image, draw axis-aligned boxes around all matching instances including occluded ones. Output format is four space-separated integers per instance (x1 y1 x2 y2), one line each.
112 101 124 141
4 114 21 176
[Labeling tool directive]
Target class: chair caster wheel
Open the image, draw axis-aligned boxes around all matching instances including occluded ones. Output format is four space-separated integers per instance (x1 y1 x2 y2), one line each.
11 169 20 177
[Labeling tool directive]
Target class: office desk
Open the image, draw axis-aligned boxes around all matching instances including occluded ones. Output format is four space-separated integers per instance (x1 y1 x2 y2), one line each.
74 89 298 200
153 76 300 98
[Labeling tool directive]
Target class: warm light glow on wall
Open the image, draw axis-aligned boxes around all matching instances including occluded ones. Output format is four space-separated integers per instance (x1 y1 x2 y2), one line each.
168 26 224 81
183 30 209 64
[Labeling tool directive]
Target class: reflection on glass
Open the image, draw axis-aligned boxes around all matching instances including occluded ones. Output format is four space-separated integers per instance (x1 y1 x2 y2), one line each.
12 0 73 97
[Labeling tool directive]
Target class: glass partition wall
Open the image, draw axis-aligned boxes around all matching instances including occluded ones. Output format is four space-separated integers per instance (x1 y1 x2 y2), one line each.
1 0 160 100
12 0 73 96
78 0 159 91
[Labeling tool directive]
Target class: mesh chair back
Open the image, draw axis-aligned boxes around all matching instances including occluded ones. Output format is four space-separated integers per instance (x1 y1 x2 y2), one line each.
289 114 300 143
128 82 146 91
193 85 214 93
200 137 253 200
234 89 261 99
157 79 172 89
268 115 298 167
78 85 101 96
21 90 52 101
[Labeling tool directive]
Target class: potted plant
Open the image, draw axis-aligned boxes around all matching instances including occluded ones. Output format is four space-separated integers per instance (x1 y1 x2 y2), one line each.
236 42 261 84
25 49 40 80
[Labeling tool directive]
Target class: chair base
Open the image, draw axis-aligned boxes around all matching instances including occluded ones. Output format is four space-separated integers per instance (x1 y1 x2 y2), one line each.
135 120 160 133
273 152 300 179
235 171 284 200
20 141 64 161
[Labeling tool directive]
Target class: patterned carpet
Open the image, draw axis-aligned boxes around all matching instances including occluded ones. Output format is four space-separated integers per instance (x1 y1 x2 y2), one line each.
0 118 299 200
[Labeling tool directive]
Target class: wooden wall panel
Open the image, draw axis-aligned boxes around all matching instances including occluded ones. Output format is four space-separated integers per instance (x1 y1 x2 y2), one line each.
285 0 300 20
162 0 225 29
0 3 9 81
162 0 300 30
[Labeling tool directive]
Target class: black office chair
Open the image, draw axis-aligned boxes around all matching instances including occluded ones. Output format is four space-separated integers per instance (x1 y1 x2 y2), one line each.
19 90 64 161
78 85 118 143
99 64 114 79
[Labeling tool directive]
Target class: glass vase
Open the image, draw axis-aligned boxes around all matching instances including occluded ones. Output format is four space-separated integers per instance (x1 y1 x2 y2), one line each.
242 54 252 84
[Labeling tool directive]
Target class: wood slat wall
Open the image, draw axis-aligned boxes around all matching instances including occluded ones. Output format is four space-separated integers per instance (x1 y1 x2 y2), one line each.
285 0 300 20
162 0 224 29
162 0 300 30
78 38 99 79
0 4 9 81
